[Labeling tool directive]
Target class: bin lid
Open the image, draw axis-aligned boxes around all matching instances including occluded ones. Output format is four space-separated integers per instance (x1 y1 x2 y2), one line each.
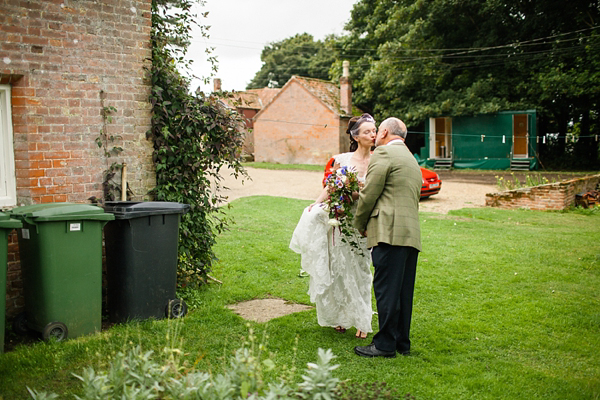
0 211 22 229
9 203 115 222
104 201 190 219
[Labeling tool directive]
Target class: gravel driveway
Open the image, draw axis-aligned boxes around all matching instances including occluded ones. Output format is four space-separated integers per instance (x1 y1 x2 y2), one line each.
220 167 498 214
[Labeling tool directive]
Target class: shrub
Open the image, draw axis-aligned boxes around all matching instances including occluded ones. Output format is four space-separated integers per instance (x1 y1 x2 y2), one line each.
27 329 341 400
149 0 248 284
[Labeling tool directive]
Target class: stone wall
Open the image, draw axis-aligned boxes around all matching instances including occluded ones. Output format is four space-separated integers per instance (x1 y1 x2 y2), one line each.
485 174 600 211
0 0 155 318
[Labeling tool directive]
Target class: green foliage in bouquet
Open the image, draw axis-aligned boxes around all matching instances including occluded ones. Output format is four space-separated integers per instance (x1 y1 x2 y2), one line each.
324 166 365 255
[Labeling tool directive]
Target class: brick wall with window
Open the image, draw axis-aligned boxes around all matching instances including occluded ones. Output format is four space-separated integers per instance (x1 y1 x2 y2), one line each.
0 0 156 318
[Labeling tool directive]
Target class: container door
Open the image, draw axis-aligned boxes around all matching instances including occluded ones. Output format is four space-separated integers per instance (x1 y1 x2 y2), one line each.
513 114 528 158
429 117 452 159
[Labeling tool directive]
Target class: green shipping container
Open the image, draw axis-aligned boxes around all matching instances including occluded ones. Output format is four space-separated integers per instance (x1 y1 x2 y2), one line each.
0 212 22 353
10 203 114 341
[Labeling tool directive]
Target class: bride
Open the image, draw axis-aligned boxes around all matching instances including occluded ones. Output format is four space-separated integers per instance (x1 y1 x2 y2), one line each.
290 114 376 339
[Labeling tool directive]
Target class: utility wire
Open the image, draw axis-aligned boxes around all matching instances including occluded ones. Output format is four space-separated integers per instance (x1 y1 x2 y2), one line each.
254 118 600 139
191 26 598 56
195 35 598 76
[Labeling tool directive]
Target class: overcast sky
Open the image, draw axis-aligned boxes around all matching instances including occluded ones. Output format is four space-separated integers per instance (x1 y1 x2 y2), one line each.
186 0 357 93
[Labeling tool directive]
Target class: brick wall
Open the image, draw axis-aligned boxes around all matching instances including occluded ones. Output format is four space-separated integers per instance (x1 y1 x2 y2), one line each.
239 108 257 157
254 81 347 165
1 0 156 318
485 174 600 210
5 232 21 315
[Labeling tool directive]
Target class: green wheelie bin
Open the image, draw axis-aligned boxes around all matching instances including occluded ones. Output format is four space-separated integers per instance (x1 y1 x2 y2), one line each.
10 203 114 341
0 212 22 353
103 201 189 323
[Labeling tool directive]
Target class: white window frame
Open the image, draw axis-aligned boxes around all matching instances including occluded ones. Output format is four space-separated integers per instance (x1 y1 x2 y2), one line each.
0 84 16 207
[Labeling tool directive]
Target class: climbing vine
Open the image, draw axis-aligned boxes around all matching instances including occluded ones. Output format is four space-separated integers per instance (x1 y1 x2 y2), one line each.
149 0 247 284
96 90 125 201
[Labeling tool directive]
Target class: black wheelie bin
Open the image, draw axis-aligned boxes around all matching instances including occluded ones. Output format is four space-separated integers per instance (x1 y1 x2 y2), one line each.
103 201 190 323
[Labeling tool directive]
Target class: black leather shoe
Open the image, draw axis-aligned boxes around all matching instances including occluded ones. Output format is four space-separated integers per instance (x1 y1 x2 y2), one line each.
398 350 410 356
354 343 396 358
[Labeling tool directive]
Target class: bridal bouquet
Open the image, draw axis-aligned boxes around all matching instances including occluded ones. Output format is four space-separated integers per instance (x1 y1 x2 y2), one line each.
323 165 365 255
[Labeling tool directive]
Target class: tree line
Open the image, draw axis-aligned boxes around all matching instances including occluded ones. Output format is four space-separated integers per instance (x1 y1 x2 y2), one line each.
247 0 600 170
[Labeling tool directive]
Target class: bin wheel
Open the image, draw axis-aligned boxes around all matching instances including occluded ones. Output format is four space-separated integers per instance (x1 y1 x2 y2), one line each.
13 312 30 335
166 299 188 319
42 322 68 342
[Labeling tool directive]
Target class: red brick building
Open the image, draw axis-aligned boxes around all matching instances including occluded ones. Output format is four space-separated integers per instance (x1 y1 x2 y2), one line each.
0 0 156 317
253 62 354 165
214 78 279 158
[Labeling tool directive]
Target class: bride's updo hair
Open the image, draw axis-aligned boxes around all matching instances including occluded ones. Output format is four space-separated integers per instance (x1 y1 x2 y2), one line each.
346 116 361 152
346 113 376 152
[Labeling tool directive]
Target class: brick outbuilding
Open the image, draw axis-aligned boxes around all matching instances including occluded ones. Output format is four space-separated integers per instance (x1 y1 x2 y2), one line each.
215 78 279 158
253 62 355 165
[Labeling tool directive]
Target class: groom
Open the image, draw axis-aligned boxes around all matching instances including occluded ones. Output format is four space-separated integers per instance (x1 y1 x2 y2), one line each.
353 117 422 358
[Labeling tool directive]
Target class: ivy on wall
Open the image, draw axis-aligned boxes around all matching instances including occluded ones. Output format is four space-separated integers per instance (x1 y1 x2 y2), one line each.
96 90 125 201
149 0 247 284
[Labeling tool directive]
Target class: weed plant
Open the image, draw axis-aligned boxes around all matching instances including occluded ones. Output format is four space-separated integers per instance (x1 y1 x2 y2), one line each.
27 327 341 400
495 172 559 190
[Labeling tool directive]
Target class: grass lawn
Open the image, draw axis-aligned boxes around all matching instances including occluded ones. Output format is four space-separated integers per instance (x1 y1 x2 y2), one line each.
0 196 599 399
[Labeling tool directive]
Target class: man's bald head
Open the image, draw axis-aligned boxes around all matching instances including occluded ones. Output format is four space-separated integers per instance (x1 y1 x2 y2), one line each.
375 117 408 146
380 117 407 139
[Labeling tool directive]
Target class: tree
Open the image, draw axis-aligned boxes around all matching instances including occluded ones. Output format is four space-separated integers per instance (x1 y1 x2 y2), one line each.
150 0 247 284
246 33 338 89
340 0 600 169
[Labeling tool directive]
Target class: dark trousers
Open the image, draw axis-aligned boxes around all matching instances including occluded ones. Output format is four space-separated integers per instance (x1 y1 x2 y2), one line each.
371 243 419 353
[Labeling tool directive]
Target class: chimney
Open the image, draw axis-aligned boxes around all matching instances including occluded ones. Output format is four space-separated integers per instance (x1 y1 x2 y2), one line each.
339 61 352 115
213 78 222 92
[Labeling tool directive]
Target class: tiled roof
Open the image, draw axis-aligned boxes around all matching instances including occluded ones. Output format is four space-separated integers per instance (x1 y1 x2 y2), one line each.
222 88 281 110
247 88 280 108
222 91 262 110
291 76 349 117
251 75 357 121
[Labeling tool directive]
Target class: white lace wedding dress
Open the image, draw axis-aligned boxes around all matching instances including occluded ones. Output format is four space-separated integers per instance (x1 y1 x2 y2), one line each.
289 153 373 333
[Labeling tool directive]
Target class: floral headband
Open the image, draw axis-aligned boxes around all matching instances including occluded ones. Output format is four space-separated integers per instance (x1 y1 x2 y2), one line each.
349 113 376 137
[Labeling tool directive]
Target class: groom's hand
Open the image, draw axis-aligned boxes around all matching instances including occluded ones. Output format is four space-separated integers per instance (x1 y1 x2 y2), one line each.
360 230 367 237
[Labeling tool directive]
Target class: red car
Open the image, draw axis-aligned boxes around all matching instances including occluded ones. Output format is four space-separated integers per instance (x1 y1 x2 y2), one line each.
420 167 441 198
322 158 442 199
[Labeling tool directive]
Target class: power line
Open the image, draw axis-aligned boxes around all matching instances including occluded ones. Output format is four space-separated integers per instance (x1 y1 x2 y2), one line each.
254 119 600 139
191 26 599 57
191 33 598 77
221 40 597 76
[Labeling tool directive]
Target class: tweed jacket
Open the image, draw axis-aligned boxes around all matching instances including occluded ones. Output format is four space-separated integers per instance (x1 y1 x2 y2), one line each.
353 140 422 251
